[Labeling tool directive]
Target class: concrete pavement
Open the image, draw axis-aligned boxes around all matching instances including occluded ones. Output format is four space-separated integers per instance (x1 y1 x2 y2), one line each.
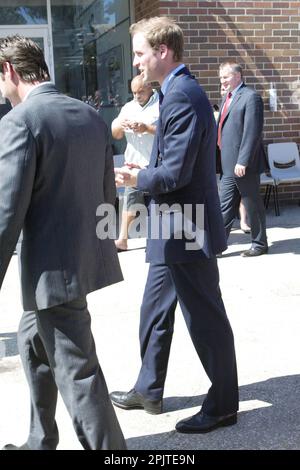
0 203 300 450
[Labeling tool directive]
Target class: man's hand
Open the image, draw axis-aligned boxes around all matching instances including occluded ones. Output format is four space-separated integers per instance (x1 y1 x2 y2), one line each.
125 162 142 169
234 164 246 177
120 119 148 133
114 166 140 187
130 122 148 133
119 118 133 130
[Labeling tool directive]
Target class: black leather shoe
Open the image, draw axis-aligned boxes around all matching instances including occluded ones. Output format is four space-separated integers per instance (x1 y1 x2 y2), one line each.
176 411 237 434
2 443 31 450
110 389 162 414
241 247 268 257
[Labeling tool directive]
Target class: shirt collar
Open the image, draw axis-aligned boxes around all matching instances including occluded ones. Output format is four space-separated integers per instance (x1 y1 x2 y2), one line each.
161 63 186 96
230 81 244 99
140 89 157 109
22 81 53 102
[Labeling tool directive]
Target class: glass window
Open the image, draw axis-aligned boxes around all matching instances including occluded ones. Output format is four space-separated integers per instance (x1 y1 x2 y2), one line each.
51 0 132 154
0 1 47 25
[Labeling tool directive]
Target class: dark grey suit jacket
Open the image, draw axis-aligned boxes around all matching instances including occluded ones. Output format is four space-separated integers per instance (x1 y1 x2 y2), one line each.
218 83 267 176
0 83 123 311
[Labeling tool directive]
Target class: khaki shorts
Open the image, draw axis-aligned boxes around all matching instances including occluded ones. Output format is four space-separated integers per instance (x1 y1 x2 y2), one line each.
123 186 146 211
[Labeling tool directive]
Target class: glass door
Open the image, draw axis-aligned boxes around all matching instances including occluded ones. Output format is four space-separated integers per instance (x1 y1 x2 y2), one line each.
0 26 53 79
0 26 53 116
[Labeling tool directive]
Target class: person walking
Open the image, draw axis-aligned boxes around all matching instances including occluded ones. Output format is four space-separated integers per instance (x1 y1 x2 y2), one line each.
217 61 268 256
215 84 251 234
112 17 239 434
0 35 126 450
112 75 159 252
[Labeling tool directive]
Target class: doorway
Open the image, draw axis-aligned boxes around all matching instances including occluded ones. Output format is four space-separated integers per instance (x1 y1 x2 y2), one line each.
0 25 54 79
0 25 53 117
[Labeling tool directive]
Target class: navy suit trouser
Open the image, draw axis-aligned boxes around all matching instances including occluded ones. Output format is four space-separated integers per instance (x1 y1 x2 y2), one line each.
134 260 239 416
219 173 268 249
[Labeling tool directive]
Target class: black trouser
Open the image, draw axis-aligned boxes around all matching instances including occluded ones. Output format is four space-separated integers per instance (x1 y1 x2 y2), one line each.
219 173 268 249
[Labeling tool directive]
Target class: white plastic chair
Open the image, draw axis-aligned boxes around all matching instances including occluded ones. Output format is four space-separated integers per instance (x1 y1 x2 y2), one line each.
267 142 300 215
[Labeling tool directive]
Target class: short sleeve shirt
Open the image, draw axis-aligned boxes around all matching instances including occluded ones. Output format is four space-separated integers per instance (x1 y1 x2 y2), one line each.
119 91 159 168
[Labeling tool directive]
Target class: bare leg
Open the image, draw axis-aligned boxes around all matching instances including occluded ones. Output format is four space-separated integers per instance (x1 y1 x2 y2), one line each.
239 201 250 232
115 210 136 251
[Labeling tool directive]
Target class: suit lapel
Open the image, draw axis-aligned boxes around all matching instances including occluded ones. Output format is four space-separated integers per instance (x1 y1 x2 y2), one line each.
150 67 192 168
148 131 160 168
221 83 246 123
226 83 246 117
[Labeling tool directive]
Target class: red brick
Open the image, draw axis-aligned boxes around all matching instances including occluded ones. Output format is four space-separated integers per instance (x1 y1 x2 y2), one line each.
275 2 292 7
134 0 300 200
188 9 208 14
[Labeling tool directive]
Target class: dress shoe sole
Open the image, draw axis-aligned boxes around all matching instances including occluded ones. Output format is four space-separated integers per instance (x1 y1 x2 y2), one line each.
176 414 237 434
111 399 162 415
241 250 268 257
2 443 31 450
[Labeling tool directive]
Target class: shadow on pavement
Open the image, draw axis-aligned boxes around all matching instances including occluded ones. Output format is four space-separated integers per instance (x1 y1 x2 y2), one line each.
126 374 300 450
0 332 18 358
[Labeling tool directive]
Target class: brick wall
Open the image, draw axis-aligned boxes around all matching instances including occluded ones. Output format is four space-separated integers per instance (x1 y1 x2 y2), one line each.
134 0 160 20
134 0 300 202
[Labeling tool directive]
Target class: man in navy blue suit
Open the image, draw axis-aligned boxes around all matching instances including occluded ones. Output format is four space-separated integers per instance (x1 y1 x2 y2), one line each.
112 17 239 433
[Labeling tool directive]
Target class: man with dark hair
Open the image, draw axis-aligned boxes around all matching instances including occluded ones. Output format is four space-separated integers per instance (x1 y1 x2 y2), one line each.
217 61 268 256
0 35 126 450
112 17 239 434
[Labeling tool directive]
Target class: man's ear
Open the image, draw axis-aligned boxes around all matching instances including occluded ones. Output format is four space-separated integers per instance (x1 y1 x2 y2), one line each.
2 61 14 77
159 44 168 59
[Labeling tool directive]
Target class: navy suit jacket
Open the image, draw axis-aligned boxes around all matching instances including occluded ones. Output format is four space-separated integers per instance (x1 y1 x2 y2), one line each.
217 83 267 176
137 68 227 263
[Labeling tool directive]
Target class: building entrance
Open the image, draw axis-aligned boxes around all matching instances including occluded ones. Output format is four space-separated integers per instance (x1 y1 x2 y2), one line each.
0 25 54 118
0 25 53 78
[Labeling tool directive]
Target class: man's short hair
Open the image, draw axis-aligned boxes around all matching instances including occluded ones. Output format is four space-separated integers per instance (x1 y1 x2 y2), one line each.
130 17 184 62
0 35 50 83
131 74 153 90
219 61 243 78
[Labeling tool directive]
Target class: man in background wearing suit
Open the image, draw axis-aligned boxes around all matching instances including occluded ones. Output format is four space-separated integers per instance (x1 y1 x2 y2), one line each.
217 61 268 257
112 17 239 434
0 35 126 450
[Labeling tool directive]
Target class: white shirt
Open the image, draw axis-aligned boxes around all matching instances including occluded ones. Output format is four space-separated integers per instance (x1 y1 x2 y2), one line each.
230 81 244 100
118 91 159 168
221 81 244 112
119 91 159 167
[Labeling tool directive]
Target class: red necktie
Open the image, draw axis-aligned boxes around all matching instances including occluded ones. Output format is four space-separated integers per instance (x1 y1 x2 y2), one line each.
217 92 232 149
